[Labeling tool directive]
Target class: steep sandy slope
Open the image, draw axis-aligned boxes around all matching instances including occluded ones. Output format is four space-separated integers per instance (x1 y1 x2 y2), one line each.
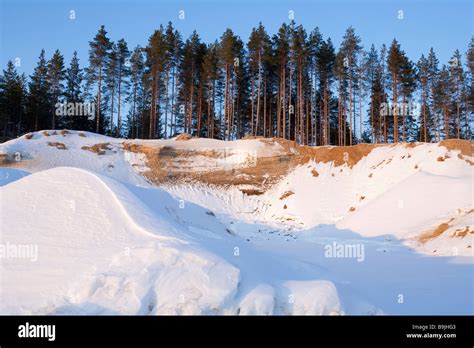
261 142 473 255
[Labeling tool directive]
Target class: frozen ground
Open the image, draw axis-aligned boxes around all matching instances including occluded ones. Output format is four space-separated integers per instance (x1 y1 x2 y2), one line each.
0 131 472 315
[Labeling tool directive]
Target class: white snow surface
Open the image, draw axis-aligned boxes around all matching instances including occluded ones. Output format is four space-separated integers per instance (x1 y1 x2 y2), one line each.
0 130 472 315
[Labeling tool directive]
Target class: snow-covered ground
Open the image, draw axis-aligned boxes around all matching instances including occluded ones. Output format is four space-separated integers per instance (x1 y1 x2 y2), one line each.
0 130 472 315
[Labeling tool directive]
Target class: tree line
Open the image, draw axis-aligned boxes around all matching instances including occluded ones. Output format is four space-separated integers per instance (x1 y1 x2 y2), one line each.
1 22 472 144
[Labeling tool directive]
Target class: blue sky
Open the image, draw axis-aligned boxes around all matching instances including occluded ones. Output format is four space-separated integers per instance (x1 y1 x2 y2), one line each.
0 0 472 75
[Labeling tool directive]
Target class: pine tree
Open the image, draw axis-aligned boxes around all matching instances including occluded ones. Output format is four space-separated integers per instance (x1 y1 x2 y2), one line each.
335 51 347 145
417 54 430 142
165 22 183 138
437 66 450 139
427 48 440 141
262 31 277 139
307 28 322 145
316 38 335 145
127 46 145 138
47 49 65 129
179 31 205 136
431 65 450 140
202 42 219 138
292 25 307 144
116 39 130 137
248 23 271 137
0 61 27 138
145 26 167 138
448 50 465 139
273 24 290 139
364 45 380 143
340 27 362 145
87 25 112 134
465 38 474 139
104 43 118 135
218 29 242 140
233 37 248 139
27 49 51 132
399 55 417 142
162 23 174 139
369 62 387 144
387 39 405 143
356 49 367 143
65 51 89 131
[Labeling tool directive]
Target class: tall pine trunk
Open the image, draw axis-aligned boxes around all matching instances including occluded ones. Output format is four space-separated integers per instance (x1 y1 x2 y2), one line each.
110 70 115 136
393 73 398 143
164 71 169 138
349 60 353 145
255 52 262 136
96 66 102 133
263 76 267 137
117 66 122 137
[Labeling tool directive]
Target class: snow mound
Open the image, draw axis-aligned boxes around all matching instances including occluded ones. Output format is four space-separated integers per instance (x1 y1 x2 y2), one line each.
0 167 241 314
0 130 149 186
282 280 342 315
0 166 345 315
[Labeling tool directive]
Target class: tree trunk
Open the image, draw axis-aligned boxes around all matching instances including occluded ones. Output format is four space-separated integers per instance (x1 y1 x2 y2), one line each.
223 64 228 140
52 90 57 130
96 66 102 133
212 79 216 138
164 70 169 138
276 65 281 138
207 79 211 138
349 60 353 145
132 83 137 139
402 94 406 142
299 61 303 144
255 52 262 136
110 71 115 136
288 62 292 140
263 75 267 137
456 81 461 139
188 66 194 135
251 67 255 135
359 82 362 143
423 83 427 142
305 94 309 145
393 73 398 143
197 84 202 137
171 66 176 137
282 63 286 139
444 101 449 140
